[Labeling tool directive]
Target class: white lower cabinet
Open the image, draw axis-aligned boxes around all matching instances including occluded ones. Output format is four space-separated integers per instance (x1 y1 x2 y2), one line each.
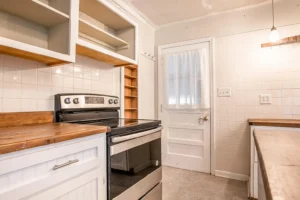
249 125 300 199
0 134 106 200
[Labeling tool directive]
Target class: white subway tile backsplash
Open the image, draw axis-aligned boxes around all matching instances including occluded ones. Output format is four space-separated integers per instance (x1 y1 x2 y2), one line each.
21 99 37 112
37 99 53 111
52 74 63 87
3 82 21 98
63 76 74 88
84 68 92 79
38 71 52 86
63 64 74 77
3 66 22 83
21 84 37 99
0 53 118 113
74 78 84 89
22 67 37 85
3 99 20 112
83 79 92 90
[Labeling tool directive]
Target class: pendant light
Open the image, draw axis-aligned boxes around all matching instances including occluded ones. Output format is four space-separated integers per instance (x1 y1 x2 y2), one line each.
269 0 280 42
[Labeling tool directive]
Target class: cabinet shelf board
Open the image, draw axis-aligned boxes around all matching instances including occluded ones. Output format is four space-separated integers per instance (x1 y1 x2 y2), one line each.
80 0 133 30
79 19 128 47
124 74 137 79
0 0 69 27
125 65 137 70
125 95 138 98
125 85 137 89
0 38 71 66
125 108 138 111
76 39 136 67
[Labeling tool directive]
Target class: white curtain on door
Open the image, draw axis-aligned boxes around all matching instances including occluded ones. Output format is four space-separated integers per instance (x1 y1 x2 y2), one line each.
164 49 210 110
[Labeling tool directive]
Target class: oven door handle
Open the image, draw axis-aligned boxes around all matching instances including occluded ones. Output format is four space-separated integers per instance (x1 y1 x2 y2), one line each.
112 126 163 143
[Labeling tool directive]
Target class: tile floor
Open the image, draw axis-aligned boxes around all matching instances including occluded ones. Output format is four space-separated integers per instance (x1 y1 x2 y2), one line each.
162 166 248 200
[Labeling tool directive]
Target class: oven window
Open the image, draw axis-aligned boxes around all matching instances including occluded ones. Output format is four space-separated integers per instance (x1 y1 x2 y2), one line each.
109 138 161 200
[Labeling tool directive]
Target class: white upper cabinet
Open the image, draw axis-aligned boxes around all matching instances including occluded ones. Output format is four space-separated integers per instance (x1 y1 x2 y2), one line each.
0 0 79 66
139 22 155 60
76 0 138 67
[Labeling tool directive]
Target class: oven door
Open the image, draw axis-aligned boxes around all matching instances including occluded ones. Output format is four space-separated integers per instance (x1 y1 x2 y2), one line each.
109 126 162 200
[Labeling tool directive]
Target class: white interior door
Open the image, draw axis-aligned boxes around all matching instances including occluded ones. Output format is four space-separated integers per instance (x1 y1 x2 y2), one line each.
158 40 211 173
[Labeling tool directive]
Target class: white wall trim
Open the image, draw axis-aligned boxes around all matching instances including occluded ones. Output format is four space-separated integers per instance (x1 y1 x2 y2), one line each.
215 170 249 181
157 37 216 175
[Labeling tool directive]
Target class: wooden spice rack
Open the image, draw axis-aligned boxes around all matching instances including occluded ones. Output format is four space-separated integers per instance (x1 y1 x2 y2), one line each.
124 65 138 119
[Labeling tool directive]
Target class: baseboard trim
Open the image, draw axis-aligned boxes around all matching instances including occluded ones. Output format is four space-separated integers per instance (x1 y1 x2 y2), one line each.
215 170 249 181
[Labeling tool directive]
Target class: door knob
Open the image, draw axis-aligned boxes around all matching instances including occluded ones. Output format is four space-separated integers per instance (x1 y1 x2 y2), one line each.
199 115 209 123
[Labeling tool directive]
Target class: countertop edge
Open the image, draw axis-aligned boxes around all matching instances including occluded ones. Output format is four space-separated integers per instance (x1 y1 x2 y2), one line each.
249 118 300 128
253 130 274 200
0 123 109 155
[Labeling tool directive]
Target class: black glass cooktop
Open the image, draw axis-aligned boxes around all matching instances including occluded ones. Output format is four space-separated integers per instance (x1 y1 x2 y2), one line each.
71 118 161 136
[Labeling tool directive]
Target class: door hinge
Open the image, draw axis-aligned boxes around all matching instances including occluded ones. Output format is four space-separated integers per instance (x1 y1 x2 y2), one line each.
160 104 163 112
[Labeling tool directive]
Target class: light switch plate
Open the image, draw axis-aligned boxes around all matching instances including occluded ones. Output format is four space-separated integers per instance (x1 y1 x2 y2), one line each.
217 88 231 97
260 94 272 104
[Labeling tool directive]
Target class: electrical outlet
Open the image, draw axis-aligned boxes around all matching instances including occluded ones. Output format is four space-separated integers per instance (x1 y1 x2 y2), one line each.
260 94 272 104
217 88 231 97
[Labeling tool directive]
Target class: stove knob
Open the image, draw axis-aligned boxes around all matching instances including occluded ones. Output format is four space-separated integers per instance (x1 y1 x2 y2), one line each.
109 99 114 104
114 99 119 104
73 98 79 104
64 98 71 104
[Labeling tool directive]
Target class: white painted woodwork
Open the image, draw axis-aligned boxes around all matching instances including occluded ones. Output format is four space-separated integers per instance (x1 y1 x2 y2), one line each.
0 0 78 64
249 126 300 199
0 134 106 200
79 18 128 47
0 0 69 27
158 40 212 173
78 0 138 64
138 54 155 119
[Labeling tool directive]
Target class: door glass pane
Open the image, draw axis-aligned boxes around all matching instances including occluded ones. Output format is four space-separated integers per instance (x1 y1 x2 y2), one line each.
164 49 209 109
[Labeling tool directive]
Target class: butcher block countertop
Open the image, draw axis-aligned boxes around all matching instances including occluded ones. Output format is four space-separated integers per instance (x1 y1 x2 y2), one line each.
249 119 300 128
0 112 109 154
254 129 300 200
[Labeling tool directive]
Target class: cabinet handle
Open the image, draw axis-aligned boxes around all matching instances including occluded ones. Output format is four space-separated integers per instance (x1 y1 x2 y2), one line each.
52 159 79 170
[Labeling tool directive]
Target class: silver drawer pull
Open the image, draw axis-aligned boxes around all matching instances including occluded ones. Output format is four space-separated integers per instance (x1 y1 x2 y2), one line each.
53 159 79 170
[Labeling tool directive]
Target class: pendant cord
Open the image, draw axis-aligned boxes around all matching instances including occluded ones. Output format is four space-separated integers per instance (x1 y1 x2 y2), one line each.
272 0 275 27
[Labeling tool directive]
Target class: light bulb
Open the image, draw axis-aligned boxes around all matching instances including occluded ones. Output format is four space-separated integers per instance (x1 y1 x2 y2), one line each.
269 27 280 42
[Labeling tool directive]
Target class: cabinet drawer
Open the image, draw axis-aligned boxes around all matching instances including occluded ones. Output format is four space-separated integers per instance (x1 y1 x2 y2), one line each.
0 134 106 200
25 167 104 200
140 183 162 200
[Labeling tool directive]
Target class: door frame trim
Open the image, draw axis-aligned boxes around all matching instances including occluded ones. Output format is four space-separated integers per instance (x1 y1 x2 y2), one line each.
157 37 216 175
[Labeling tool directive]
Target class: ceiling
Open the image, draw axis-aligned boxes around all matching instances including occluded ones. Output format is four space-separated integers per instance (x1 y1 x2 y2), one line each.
125 0 269 26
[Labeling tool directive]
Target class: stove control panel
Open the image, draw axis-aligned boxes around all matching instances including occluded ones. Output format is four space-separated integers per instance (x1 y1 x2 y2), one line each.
58 94 120 109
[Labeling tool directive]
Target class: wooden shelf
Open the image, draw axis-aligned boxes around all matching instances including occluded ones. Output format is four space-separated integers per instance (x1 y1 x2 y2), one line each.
124 65 138 119
0 38 71 66
125 108 138 111
125 65 137 70
0 0 69 27
79 19 128 47
125 74 137 79
125 85 137 89
125 95 138 98
261 35 300 48
80 0 133 30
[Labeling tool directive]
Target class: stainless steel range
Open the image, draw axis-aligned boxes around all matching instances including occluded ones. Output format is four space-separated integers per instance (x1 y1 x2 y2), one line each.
55 93 162 200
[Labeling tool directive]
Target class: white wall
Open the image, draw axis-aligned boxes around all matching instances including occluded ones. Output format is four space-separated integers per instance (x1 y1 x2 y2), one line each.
156 0 300 176
0 54 119 112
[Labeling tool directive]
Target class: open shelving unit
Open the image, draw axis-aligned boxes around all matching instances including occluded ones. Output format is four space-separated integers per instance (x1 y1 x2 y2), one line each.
76 0 138 67
124 65 138 119
0 0 78 66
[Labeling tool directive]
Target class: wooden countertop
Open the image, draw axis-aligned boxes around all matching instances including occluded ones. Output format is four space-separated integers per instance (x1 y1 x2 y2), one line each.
254 129 300 200
0 123 109 154
249 119 300 128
